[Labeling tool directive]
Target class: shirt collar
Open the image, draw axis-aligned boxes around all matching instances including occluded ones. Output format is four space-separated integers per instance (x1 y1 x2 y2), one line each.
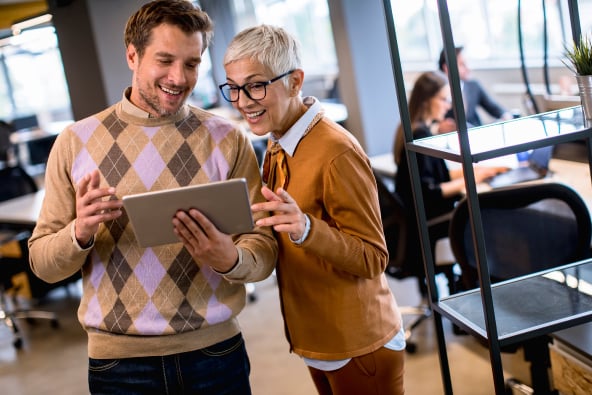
270 96 323 156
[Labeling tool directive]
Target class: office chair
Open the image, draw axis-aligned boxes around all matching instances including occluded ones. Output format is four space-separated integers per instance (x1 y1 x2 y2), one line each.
0 120 13 164
0 164 59 348
449 182 591 287
448 182 592 393
374 172 457 353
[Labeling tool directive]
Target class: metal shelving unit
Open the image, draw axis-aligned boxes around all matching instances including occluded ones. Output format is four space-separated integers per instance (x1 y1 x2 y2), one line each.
381 0 592 393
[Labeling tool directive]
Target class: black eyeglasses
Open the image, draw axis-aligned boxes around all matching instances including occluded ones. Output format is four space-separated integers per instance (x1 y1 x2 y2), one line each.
218 70 295 102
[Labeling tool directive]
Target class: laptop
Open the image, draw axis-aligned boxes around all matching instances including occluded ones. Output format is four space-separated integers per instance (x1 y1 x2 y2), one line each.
122 178 254 248
486 145 553 188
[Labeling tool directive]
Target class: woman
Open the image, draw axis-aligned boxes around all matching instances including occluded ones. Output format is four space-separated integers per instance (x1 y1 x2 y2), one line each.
393 71 501 280
221 25 405 395
395 71 503 218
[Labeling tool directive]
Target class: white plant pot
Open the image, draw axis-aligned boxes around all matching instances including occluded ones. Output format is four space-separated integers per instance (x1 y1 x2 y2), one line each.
576 74 592 120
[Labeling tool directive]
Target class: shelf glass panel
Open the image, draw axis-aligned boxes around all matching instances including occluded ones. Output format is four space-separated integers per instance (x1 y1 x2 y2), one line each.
436 259 592 344
408 106 591 162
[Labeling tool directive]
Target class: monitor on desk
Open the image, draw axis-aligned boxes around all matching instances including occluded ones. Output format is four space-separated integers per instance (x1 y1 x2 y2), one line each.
10 114 38 131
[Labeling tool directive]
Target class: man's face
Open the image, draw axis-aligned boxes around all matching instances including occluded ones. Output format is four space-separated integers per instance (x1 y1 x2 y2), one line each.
456 52 470 81
126 24 203 117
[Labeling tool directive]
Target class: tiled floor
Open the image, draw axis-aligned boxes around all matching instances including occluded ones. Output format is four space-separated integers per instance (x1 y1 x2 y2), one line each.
0 272 536 395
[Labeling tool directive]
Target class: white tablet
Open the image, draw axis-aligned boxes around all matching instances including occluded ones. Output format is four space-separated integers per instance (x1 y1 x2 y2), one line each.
122 178 254 247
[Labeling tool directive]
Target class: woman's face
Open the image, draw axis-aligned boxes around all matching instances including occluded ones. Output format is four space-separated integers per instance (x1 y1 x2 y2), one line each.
428 85 452 122
223 58 302 138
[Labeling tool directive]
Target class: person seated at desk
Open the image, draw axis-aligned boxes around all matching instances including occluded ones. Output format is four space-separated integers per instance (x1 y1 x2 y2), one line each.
438 46 513 131
393 71 504 282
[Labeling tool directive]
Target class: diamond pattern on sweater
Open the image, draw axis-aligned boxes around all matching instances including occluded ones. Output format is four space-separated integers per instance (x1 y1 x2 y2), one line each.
176 113 201 138
203 116 234 143
89 254 106 290
167 141 201 187
134 141 167 190
135 249 167 297
103 111 128 139
106 207 128 243
72 116 101 144
72 148 98 185
107 247 134 294
166 248 199 294
171 298 204 331
84 295 103 328
99 143 131 187
202 146 228 182
104 298 133 332
135 302 169 334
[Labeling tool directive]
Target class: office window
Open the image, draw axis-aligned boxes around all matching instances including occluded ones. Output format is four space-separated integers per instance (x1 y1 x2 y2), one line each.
231 0 338 98
189 0 218 109
390 0 592 70
0 26 72 124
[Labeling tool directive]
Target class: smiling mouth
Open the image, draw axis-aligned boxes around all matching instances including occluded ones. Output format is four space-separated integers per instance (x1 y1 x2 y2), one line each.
245 110 265 119
160 85 182 96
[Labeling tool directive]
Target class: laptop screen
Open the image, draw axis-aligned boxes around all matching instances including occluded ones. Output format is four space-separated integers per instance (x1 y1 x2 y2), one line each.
528 145 554 171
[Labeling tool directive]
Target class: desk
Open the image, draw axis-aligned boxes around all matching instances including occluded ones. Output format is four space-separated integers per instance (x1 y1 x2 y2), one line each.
548 159 592 207
369 152 592 210
369 152 396 178
0 189 44 229
0 188 81 298
9 120 72 145
9 121 72 168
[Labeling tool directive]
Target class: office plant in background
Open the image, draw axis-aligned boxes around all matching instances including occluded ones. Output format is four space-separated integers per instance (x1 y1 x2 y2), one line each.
563 33 592 120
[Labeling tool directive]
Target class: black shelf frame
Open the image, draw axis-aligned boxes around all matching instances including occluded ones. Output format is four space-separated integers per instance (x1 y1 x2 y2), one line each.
381 0 592 394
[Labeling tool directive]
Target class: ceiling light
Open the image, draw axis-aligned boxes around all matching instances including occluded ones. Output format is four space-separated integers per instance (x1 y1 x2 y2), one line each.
11 13 53 36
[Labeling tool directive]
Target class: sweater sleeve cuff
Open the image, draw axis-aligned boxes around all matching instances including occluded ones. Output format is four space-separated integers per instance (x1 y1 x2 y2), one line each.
213 247 243 276
70 222 94 251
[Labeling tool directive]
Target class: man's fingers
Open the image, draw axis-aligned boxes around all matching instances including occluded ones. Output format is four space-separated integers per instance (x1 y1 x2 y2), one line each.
89 169 101 189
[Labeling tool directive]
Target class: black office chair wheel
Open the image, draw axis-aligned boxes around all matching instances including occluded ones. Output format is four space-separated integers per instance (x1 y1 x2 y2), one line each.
405 342 417 354
50 319 59 329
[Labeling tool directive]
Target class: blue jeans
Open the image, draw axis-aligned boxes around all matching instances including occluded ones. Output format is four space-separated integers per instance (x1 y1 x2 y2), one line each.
88 333 251 395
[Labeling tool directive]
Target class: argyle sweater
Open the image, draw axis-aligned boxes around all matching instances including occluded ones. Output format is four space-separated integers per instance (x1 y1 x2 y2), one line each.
29 95 277 359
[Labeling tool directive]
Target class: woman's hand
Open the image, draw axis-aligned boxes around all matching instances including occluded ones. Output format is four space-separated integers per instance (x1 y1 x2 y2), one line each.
251 186 307 241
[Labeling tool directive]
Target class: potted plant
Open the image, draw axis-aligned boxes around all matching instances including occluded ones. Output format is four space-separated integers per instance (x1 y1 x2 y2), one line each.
563 33 592 120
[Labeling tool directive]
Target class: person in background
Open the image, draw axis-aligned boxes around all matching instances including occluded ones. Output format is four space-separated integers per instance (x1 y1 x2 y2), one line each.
28 1 277 394
439 46 513 129
393 71 504 282
221 25 405 395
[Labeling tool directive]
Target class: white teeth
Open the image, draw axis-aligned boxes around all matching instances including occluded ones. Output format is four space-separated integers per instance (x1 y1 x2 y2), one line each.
246 110 264 118
161 86 181 95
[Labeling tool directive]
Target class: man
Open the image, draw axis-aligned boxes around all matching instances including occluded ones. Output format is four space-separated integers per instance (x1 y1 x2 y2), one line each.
28 1 277 394
439 46 513 128
221 25 405 394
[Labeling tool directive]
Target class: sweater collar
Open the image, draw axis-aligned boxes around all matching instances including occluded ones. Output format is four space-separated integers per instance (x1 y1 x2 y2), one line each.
120 87 190 124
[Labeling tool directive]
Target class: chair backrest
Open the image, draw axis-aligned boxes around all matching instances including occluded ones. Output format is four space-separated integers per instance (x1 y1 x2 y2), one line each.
449 182 592 287
0 165 38 203
374 172 408 274
0 120 13 163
